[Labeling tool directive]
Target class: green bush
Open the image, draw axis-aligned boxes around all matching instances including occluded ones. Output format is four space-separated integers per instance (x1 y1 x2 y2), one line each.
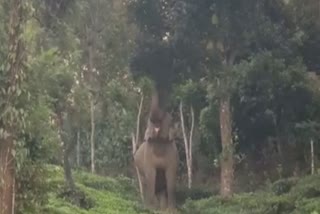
74 171 138 200
176 186 212 204
271 178 297 195
39 165 320 214
16 161 50 214
42 166 150 214
57 187 95 210
181 174 320 214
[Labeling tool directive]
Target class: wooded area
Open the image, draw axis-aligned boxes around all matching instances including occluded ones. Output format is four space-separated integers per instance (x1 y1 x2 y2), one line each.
0 0 320 213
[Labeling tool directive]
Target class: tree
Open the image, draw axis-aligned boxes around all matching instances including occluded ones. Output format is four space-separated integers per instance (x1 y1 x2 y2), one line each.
130 0 305 197
132 93 144 201
233 52 314 177
173 0 302 197
58 0 136 174
0 0 26 213
287 0 320 72
173 80 206 188
179 101 194 189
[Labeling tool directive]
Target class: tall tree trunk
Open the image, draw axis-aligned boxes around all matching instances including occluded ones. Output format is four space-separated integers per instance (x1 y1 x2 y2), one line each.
219 95 234 198
76 129 80 167
90 96 95 174
180 102 194 189
0 0 24 213
58 113 75 190
188 105 194 188
311 139 315 175
86 28 96 174
191 119 199 183
63 141 75 190
0 137 15 214
133 94 144 154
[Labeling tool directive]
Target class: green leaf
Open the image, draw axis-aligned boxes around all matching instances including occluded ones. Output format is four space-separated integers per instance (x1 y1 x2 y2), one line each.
211 14 219 25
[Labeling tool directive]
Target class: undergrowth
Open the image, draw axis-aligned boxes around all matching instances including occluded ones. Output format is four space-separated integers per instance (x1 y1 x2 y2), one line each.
40 165 320 214
182 175 320 214
42 165 151 214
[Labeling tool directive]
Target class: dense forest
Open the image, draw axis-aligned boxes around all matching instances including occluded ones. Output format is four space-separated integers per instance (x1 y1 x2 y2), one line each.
1 0 320 213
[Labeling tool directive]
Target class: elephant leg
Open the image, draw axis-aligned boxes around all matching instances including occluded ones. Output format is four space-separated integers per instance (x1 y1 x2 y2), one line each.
158 190 167 210
165 168 176 210
145 167 157 209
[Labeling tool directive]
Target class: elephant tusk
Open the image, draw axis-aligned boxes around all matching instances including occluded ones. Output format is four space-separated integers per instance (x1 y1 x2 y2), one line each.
154 127 160 134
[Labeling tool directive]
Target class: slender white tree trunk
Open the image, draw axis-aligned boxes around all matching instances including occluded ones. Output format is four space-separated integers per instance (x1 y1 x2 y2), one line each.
87 27 96 174
132 94 144 154
189 106 194 188
90 96 95 174
180 101 194 189
132 95 144 201
76 130 80 167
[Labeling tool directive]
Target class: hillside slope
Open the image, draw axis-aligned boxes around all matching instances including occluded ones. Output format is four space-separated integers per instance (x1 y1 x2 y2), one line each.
41 166 320 214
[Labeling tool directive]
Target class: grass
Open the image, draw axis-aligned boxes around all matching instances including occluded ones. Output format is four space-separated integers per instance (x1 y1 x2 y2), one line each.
42 165 151 214
181 174 320 214
41 165 320 214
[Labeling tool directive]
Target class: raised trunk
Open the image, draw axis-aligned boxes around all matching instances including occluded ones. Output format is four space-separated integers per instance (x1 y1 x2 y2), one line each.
90 96 95 174
219 95 234 198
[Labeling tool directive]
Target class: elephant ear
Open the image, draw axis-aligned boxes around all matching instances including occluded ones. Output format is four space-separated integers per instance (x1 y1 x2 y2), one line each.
169 122 176 142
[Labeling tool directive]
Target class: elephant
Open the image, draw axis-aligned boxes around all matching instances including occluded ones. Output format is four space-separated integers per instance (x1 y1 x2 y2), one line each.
133 88 178 211
134 135 179 211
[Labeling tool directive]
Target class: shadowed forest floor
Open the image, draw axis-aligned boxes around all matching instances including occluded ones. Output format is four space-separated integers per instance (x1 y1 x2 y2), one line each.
42 166 320 214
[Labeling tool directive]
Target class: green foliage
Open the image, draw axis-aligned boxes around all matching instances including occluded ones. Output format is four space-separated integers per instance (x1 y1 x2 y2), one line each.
57 187 95 210
2 0 320 213
182 174 320 214
176 186 213 204
30 166 320 214
74 171 137 201
16 162 51 214
173 80 207 110
15 93 59 213
42 166 151 214
199 103 221 160
14 8 77 210
233 52 313 152
271 178 298 195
